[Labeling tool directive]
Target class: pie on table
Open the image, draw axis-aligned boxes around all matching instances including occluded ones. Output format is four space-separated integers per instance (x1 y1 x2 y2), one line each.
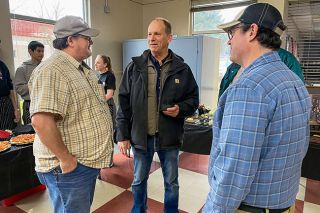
0 141 11 152
10 134 35 145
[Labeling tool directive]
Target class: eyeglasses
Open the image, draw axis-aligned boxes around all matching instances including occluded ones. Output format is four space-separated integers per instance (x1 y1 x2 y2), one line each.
227 26 241 40
72 34 93 43
79 35 92 43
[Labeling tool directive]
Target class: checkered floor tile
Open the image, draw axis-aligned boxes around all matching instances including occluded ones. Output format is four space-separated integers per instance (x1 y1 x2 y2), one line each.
1 152 320 213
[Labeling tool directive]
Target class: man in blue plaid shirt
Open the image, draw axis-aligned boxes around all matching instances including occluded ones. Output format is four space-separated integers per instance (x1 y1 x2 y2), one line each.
203 3 311 213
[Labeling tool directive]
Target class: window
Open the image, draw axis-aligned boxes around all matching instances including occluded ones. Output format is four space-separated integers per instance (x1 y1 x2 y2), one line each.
10 19 55 69
9 0 85 69
191 1 254 78
9 0 84 21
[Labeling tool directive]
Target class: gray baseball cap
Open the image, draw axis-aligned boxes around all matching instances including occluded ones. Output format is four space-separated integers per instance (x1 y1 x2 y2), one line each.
218 3 287 36
53 15 100 39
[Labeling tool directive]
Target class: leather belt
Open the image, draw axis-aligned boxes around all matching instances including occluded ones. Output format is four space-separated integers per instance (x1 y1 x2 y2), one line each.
238 203 290 213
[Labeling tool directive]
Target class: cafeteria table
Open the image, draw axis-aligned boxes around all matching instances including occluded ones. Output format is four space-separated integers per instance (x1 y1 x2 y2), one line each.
0 144 45 206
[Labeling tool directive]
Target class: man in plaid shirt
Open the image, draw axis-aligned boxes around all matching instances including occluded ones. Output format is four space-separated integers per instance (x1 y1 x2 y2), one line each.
203 3 311 213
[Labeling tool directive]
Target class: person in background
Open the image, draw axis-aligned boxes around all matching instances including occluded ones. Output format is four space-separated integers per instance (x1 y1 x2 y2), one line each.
218 48 305 99
0 59 20 130
95 54 116 168
29 16 113 213
15 41 44 124
116 17 199 212
203 3 311 213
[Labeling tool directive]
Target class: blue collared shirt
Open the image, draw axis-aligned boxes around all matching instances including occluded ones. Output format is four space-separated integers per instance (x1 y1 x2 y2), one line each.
203 51 311 213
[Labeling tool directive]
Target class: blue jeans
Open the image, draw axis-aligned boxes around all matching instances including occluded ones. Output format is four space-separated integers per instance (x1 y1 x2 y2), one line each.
131 136 179 213
37 163 99 213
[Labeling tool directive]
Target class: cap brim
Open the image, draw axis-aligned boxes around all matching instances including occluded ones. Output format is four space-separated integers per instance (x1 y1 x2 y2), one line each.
78 28 100 37
218 20 241 32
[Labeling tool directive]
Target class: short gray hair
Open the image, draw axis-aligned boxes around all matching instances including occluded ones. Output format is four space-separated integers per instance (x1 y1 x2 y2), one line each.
154 17 172 35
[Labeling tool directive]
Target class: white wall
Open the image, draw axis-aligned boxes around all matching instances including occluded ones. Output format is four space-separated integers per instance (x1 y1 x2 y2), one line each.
90 0 143 103
142 0 190 37
0 0 15 78
90 0 143 69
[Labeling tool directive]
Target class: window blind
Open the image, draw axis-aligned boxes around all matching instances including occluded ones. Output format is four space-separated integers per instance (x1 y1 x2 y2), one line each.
287 1 320 85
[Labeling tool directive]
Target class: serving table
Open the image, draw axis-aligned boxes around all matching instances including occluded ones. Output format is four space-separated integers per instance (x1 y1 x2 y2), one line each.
0 144 45 206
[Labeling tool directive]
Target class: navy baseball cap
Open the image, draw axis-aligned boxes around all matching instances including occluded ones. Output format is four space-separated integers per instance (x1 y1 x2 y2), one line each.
218 3 287 36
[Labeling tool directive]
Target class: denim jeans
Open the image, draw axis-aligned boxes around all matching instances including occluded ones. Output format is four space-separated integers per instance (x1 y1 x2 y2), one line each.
37 163 99 213
131 136 179 213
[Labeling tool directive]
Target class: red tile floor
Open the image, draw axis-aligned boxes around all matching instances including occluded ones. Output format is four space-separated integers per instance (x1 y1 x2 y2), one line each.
1 152 319 212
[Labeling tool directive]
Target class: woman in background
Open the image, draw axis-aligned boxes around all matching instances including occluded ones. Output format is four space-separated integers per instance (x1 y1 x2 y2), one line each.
95 54 116 168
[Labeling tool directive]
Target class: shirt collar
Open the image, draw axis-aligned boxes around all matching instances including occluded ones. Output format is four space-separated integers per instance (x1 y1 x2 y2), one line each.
57 50 91 74
243 51 280 76
149 51 171 66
